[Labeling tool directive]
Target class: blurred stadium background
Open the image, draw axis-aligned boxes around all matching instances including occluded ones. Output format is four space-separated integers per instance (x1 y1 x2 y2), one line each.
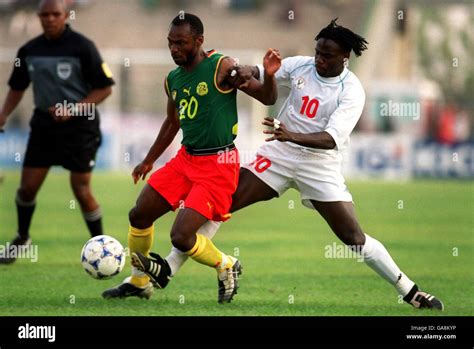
0 0 472 177
0 0 472 317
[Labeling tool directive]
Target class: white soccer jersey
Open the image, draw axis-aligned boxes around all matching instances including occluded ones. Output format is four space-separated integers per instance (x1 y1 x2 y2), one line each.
258 56 365 154
246 57 366 204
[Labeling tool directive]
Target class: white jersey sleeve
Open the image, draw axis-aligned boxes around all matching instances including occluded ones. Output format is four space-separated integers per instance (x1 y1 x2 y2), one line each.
324 78 365 150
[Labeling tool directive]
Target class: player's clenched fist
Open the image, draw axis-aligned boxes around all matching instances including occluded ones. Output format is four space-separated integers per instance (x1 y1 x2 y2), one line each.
228 64 253 89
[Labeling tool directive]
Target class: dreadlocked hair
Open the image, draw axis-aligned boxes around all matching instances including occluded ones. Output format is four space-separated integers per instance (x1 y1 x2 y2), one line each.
315 18 368 56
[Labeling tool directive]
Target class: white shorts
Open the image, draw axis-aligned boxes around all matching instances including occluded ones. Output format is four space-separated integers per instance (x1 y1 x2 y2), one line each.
242 141 353 209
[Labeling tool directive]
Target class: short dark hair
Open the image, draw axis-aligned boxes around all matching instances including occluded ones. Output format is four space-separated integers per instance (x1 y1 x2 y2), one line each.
171 13 204 36
38 0 68 12
316 18 368 56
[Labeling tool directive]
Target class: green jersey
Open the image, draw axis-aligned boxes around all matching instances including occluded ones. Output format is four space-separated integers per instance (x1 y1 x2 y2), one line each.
166 50 238 151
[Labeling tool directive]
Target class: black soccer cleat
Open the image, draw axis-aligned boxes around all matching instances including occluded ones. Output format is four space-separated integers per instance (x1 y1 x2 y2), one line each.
403 284 444 310
0 234 32 265
102 276 154 299
217 257 242 304
131 252 172 289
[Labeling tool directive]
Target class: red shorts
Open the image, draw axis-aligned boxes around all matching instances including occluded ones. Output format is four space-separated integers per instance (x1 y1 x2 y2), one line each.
148 146 240 221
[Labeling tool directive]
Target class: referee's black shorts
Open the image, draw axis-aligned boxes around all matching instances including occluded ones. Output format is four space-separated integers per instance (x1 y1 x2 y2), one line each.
23 125 101 173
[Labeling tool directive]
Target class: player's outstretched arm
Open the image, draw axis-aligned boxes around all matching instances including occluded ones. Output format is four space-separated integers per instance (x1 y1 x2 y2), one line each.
262 117 336 150
227 65 261 87
132 85 180 184
221 49 281 105
0 89 25 131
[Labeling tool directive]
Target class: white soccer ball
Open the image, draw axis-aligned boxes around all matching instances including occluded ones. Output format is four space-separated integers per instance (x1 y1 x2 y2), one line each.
80 235 126 280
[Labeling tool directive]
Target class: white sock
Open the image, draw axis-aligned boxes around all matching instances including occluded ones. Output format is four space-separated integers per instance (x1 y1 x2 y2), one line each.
82 206 102 222
165 247 188 277
395 272 416 297
361 234 415 296
165 220 222 276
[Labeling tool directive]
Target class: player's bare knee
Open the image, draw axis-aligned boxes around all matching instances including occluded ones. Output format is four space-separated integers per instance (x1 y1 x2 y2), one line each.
339 226 365 247
170 230 192 252
72 184 89 199
129 207 153 229
129 207 143 228
349 233 365 247
17 187 36 202
128 207 135 224
129 207 139 226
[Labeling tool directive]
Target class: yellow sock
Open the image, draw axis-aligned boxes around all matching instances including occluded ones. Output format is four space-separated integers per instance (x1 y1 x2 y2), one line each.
128 225 154 287
186 233 233 270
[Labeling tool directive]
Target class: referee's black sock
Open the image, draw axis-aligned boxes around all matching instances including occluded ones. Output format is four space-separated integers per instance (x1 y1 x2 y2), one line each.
16 192 36 239
83 207 103 237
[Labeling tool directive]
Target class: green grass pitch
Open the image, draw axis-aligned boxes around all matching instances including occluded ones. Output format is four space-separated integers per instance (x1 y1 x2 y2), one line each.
0 171 472 316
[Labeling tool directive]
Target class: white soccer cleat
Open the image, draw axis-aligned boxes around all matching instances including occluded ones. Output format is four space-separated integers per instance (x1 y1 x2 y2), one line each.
217 256 242 304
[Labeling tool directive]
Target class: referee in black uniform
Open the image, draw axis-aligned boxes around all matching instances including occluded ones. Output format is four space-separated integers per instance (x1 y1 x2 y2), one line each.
0 0 114 263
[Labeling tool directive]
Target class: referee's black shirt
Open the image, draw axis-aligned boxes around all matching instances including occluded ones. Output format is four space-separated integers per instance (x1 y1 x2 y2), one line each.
8 24 114 132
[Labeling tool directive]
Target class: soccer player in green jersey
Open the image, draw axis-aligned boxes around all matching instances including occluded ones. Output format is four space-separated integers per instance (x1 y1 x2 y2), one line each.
103 13 281 303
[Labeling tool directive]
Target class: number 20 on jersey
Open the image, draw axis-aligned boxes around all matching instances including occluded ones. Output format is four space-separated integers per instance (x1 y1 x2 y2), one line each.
179 96 199 120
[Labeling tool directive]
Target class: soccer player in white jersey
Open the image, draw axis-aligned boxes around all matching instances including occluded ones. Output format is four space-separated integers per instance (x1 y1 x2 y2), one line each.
127 19 444 310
